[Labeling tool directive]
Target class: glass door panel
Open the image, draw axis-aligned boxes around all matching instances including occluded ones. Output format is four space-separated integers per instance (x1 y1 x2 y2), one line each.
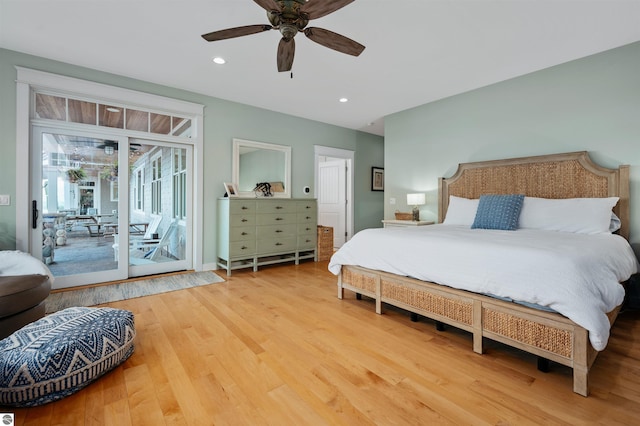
125 140 192 277
32 128 128 288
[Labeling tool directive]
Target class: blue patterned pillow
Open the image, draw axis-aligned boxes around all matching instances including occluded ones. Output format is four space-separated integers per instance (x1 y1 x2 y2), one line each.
471 194 525 230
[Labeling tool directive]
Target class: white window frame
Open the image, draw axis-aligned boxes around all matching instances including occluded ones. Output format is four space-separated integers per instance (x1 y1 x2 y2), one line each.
172 148 187 220
15 67 205 271
150 153 162 215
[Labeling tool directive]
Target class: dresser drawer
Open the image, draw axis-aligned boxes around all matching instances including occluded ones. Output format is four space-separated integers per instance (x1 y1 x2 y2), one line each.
297 223 316 235
257 224 297 239
229 240 256 257
256 213 296 226
229 200 256 214
257 238 296 254
230 215 256 227
297 212 317 223
296 201 316 212
229 226 256 241
298 234 317 249
256 200 296 214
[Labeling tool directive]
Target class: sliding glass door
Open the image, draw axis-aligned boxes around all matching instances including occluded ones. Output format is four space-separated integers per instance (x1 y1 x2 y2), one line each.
31 129 193 287
31 127 129 287
121 139 192 278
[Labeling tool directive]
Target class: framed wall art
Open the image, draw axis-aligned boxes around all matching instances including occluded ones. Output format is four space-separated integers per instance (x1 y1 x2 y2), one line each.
371 167 384 191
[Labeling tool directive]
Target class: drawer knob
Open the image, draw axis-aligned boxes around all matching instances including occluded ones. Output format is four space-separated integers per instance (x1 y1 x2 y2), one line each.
275 242 283 246
276 230 283 233
306 216 311 220
242 219 248 222
241 246 247 250
241 232 248 235
242 206 248 210
276 217 283 221
276 206 283 209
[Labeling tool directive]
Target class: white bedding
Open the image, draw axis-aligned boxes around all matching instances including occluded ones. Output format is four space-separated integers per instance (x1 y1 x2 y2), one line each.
0 250 55 283
328 225 638 351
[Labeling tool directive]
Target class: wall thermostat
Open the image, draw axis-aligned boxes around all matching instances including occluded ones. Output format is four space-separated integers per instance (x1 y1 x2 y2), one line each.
303 186 310 194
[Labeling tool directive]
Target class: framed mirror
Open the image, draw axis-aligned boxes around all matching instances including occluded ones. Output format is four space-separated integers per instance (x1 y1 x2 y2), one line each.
232 138 291 198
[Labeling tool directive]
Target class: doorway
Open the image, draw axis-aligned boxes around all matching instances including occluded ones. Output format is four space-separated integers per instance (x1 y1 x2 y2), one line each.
15 68 205 289
314 146 354 249
31 128 193 288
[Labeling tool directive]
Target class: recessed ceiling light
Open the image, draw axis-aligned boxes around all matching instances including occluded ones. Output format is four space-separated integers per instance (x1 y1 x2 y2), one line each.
339 98 348 103
106 107 120 113
213 57 226 65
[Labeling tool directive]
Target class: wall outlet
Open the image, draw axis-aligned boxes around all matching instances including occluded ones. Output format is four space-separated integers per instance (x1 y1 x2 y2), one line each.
0 194 10 206
389 197 396 205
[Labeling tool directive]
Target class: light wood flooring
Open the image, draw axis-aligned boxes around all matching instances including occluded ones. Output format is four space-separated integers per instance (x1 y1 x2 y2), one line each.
9 261 640 425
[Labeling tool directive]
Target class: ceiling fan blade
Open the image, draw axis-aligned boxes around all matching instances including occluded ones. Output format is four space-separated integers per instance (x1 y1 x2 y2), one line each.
202 25 272 42
277 38 295 72
253 0 281 13
300 0 355 20
304 27 365 56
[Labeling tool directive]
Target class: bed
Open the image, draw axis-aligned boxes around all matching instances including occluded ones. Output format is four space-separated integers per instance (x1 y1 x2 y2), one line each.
329 151 638 396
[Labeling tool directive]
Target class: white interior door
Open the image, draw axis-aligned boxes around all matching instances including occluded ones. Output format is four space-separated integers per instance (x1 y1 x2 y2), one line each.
318 159 347 249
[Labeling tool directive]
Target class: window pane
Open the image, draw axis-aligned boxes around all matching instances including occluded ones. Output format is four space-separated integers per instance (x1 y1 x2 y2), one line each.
99 104 124 128
68 99 97 125
35 94 66 120
172 117 191 136
126 109 149 131
150 113 171 135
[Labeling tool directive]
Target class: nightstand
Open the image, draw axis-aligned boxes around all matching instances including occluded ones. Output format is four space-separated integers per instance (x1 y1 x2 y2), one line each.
382 220 435 228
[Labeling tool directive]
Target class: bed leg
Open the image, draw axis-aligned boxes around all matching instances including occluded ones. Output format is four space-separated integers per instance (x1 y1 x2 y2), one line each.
435 321 446 331
572 328 589 396
472 300 483 354
410 312 418 322
573 366 589 397
337 274 344 300
356 293 362 300
537 357 550 373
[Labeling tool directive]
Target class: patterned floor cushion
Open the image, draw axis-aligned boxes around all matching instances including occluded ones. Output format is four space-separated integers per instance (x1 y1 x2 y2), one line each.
0 307 135 407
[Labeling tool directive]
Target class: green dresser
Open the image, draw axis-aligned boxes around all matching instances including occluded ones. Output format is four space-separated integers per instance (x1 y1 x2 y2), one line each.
217 198 317 275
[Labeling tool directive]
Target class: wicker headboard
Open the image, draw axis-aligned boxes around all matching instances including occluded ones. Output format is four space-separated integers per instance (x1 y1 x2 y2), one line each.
438 151 630 239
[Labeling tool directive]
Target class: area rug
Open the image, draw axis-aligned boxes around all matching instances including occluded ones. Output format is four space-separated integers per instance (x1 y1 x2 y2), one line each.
45 271 225 313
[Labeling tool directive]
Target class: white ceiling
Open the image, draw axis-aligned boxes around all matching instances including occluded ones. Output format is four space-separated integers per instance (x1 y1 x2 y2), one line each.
2 0 640 136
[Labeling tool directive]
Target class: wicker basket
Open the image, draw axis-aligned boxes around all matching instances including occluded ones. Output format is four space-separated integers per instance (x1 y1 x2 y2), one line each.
394 212 412 220
317 226 334 261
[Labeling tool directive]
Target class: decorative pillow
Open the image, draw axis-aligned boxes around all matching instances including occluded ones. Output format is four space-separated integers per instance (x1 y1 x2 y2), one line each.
443 196 479 226
610 212 621 232
471 194 525 231
518 196 619 234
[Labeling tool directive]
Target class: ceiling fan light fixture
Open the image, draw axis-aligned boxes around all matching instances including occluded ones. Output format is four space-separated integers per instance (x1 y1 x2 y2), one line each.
212 57 226 64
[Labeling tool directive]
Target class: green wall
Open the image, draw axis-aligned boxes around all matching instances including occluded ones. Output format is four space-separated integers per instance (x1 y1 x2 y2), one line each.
385 42 640 254
0 48 384 263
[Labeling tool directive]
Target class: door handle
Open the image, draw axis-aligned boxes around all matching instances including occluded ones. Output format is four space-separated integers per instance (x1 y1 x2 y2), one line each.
32 200 39 229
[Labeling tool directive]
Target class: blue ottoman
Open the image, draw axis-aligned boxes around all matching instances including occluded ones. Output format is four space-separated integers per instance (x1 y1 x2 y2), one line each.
0 307 135 407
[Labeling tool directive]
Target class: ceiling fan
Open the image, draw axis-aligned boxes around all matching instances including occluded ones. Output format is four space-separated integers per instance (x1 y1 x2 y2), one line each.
201 0 365 72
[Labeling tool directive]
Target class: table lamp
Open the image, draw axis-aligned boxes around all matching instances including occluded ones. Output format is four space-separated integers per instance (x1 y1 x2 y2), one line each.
406 193 426 221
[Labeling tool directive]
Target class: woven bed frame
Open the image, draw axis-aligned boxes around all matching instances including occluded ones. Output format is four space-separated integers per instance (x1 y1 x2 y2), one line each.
337 151 630 396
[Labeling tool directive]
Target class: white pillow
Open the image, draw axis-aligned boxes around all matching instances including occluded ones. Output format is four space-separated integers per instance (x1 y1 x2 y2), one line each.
518 196 619 234
443 196 479 226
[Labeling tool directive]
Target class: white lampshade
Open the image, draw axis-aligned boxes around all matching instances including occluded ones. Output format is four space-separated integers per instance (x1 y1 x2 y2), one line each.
407 193 425 206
